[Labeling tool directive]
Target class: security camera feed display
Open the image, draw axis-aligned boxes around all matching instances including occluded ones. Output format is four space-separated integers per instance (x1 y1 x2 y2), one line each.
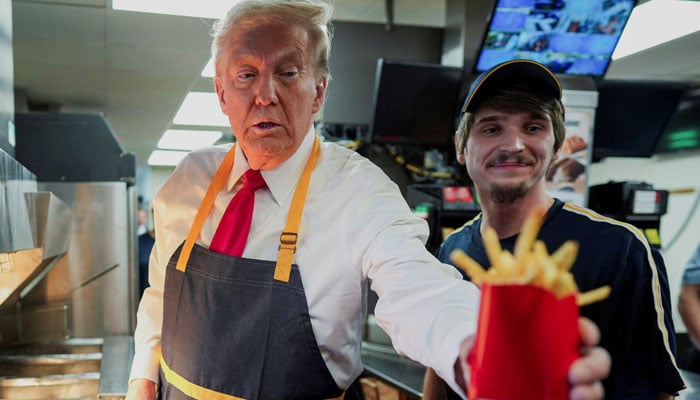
475 0 637 76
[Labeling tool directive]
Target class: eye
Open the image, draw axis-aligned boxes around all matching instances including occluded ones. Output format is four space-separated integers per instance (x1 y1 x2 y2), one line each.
232 71 256 88
526 124 545 133
279 69 298 79
237 72 256 81
480 125 499 135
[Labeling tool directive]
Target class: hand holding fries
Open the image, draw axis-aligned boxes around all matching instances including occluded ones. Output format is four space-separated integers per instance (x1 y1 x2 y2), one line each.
456 207 610 400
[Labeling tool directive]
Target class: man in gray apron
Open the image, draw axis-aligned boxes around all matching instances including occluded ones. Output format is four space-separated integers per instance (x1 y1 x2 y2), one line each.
126 1 611 399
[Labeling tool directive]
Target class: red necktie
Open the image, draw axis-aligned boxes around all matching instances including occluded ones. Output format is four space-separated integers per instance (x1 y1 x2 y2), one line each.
210 169 267 256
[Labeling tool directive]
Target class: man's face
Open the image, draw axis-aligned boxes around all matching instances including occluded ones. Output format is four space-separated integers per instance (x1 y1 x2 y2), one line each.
214 21 327 169
462 108 556 204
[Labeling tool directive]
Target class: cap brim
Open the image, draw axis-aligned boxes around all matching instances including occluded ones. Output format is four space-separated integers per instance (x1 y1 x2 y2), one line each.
461 60 562 114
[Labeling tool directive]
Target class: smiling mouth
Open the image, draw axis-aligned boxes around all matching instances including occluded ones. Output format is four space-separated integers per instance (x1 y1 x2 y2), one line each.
488 154 533 168
493 161 526 168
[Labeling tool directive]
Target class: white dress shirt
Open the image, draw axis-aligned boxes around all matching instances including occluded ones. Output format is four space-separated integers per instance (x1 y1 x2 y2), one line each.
130 129 480 396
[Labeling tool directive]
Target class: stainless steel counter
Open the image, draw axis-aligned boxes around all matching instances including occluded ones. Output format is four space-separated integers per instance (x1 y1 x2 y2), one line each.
98 335 134 400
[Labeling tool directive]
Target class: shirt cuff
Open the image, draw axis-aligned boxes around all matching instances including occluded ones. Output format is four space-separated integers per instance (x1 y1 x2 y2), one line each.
129 347 161 384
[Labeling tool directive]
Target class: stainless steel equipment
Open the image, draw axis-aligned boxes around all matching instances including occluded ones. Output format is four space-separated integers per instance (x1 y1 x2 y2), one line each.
12 112 139 339
1 112 138 399
0 335 133 400
0 191 73 334
31 181 136 339
0 338 103 400
0 149 36 254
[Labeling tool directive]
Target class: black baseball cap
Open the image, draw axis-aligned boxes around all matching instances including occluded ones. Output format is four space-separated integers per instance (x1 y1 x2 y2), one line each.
460 59 562 115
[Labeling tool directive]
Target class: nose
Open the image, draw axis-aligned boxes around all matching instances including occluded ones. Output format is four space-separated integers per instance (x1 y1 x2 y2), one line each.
254 73 278 106
499 128 525 152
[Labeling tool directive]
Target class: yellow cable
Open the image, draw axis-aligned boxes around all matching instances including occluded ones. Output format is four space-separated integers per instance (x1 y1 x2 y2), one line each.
391 152 454 180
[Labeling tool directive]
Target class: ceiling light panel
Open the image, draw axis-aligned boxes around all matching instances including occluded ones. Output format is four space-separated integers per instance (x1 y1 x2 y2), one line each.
158 129 222 150
148 149 189 166
112 0 242 19
173 92 229 127
613 0 700 59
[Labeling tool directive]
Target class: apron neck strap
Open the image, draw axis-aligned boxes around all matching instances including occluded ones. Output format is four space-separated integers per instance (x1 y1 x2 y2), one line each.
176 136 321 282
273 135 320 282
176 143 237 272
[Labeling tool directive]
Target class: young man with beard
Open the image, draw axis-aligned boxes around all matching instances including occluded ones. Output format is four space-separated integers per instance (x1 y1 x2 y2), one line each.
423 59 684 400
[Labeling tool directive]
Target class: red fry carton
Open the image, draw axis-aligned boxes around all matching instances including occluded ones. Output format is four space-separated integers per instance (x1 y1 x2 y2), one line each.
467 283 580 400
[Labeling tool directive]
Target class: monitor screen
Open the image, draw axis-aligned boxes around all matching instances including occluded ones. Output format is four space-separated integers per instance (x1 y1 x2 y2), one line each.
474 0 637 76
368 59 464 148
592 80 689 160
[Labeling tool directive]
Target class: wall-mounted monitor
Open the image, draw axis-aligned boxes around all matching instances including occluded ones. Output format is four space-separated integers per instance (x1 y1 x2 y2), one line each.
592 80 689 160
368 59 464 149
474 0 638 77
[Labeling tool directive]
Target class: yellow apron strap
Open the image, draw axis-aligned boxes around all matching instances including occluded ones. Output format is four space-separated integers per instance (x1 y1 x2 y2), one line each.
160 357 246 400
273 136 320 282
176 145 237 272
176 136 321 276
162 356 345 400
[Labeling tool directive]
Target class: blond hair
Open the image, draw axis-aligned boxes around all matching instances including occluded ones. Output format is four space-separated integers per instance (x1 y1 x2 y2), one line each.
210 0 333 78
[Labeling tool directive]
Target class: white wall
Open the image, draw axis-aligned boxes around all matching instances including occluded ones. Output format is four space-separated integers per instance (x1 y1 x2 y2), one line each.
146 166 174 207
588 150 700 332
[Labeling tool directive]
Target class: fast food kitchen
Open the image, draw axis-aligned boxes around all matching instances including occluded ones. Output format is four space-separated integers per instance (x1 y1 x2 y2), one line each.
2 0 700 399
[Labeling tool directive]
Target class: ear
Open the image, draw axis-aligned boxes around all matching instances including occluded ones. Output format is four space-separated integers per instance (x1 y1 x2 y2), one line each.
551 148 560 162
454 131 466 165
214 76 228 114
311 75 329 114
548 149 560 169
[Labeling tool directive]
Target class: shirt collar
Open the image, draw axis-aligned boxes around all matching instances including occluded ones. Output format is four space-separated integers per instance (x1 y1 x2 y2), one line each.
228 127 316 206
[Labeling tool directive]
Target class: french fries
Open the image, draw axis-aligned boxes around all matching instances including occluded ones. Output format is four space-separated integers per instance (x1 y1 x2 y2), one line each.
450 207 610 307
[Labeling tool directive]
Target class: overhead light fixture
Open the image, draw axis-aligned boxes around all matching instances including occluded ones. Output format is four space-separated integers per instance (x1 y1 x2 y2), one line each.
148 150 189 167
158 129 223 151
173 92 229 127
112 0 242 19
613 0 700 59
